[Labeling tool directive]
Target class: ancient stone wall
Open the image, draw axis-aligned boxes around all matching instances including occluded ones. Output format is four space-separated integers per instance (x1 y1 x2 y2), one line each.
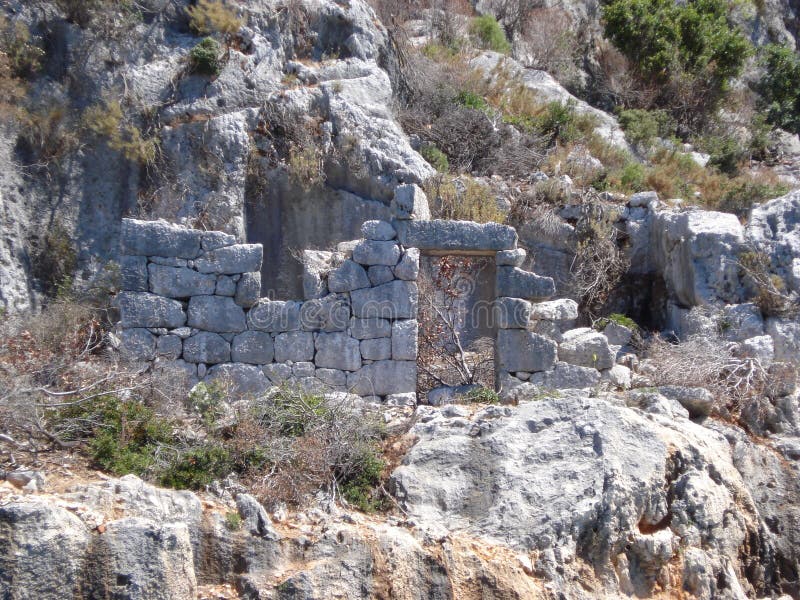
117 185 633 402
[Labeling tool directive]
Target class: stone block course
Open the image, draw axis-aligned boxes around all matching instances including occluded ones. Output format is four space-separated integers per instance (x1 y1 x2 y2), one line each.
194 244 263 275
352 240 401 266
183 332 231 364
187 296 246 333
148 265 216 298
118 292 186 329
121 219 201 258
231 331 274 364
396 220 517 252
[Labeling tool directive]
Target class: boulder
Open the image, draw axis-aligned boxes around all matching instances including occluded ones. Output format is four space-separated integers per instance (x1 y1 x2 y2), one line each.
497 330 557 373
156 334 183 360
194 244 263 275
496 267 555 301
657 386 715 417
396 220 517 252
361 220 396 241
496 248 526 267
558 328 615 370
603 364 632 389
394 248 420 281
274 331 315 363
351 280 418 319
121 218 201 259
187 296 246 333
602 321 633 346
391 184 431 220
235 272 261 307
392 319 418 360
328 260 370 293
315 332 362 371
530 361 601 389
529 299 579 322
386 392 417 406
248 300 302 332
352 240 401 266
148 264 216 298
347 360 417 395
720 303 764 341
231 331 274 364
183 332 231 364
118 292 186 329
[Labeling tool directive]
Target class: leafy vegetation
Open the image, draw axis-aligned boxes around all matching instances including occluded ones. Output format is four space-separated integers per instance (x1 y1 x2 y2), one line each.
189 37 222 76
83 100 159 165
31 221 78 298
757 44 800 135
420 143 450 173
469 15 511 54
186 0 242 38
466 386 500 404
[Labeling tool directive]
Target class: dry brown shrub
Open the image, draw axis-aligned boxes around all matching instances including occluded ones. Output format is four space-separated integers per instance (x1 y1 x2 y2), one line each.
517 8 579 84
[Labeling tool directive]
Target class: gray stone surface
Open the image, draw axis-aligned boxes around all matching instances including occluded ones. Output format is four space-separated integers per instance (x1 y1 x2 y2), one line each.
391 184 431 220
657 386 715 417
394 248 420 281
121 328 157 361
187 296 246 333
386 392 417 406
766 317 800 364
495 248 526 267
530 361 601 389
118 292 186 329
194 244 263 274
328 260 370 293
497 330 557 373
302 250 336 300
148 264 216 298
156 334 183 360
720 303 764 341
351 280 418 319
263 363 292 384
361 219 396 241
558 328 615 370
350 317 391 339
392 319 418 360
183 332 231 364
427 385 480 406
121 218 201 259
292 362 316 378
353 240 401 266
315 368 347 388
235 272 261 307
207 363 270 397
215 275 236 296
361 337 392 360
347 360 417 395
149 256 187 267
496 267 556 301
602 321 633 346
231 331 274 364
529 298 579 322
735 335 775 367
274 331 315 363
315 332 362 371
396 220 517 252
300 294 350 332
494 297 532 329
120 255 148 291
367 265 394 286
201 231 236 251
248 300 302 332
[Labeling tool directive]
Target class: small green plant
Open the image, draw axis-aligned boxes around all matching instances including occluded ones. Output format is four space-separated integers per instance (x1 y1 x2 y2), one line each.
465 386 500 404
532 388 562 401
287 142 325 190
32 221 78 298
596 313 638 331
617 109 673 151
469 15 511 54
187 0 242 38
266 388 330 437
188 381 227 427
83 100 159 165
340 446 385 512
757 43 800 134
0 17 44 80
455 90 491 113
705 136 745 176
224 511 243 530
190 37 222 76
420 143 449 173
160 444 233 490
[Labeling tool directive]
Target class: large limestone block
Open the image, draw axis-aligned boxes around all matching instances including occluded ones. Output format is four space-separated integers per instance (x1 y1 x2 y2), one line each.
396 220 517 252
361 337 392 360
392 319 418 360
328 260 370 292
187 296 246 332
351 280 418 319
368 265 394 286
496 248 526 267
247 300 301 332
315 332 362 371
201 230 236 251
232 331 274 364
352 240 401 266
194 244 263 274
361 219 396 240
529 362 601 389
274 331 315 363
118 292 186 329
207 364 271 397
350 317 391 339
300 294 350 332
121 218 201 258
494 297 532 329
558 328 615 370
391 184 431 220
529 298 579 322
302 250 336 300
121 328 157 361
148 264 216 298
347 360 417 395
497 330 557 373
496 267 556 301
0 501 91 599
235 272 261 307
156 334 183 360
121 255 148 291
394 248 420 281
183 332 231 364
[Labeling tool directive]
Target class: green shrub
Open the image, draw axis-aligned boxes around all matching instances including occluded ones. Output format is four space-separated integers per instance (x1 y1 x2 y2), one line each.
706 136 745 176
83 100 159 165
617 109 673 150
757 44 800 134
32 221 77 298
465 386 500 404
469 15 511 54
188 381 227 427
224 512 243 530
597 313 639 331
340 447 385 512
420 143 449 173
455 90 491 113
190 37 221 75
160 444 233 490
264 388 330 437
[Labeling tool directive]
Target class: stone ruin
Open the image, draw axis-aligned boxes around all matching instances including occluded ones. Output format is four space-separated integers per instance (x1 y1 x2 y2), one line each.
117 184 632 403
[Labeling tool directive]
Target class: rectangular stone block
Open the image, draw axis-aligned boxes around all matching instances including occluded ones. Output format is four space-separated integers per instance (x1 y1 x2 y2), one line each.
351 280 418 319
183 332 231 364
497 329 557 373
194 244 263 274
120 218 201 258
300 295 349 332
231 331 274 364
187 296 246 333
120 328 156 361
391 184 431 220
496 267 555 301
148 264 216 298
316 368 347 389
274 331 314 363
494 297 532 329
235 272 261 307
347 360 417 396
361 337 392 361
328 260 370 293
353 240 401 266
391 319 418 360
395 220 517 253
315 332 361 371
394 248 420 281
201 231 236 251
350 318 391 339
118 292 186 329
120 255 148 292
247 300 301 332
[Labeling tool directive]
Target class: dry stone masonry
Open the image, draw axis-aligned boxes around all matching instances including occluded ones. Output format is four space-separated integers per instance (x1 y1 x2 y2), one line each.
118 185 635 402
